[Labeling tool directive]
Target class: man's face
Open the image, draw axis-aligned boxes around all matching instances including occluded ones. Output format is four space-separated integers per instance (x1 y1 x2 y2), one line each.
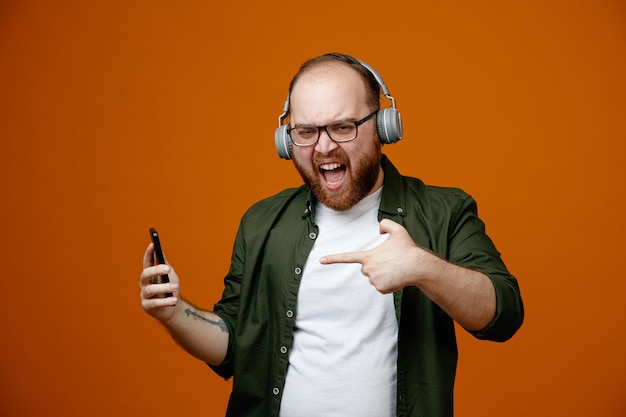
289 63 383 211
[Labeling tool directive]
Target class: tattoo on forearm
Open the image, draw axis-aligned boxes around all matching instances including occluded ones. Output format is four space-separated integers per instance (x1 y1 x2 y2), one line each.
184 308 228 333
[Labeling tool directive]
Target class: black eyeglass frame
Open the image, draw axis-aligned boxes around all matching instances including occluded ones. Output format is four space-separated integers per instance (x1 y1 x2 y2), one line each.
287 110 378 147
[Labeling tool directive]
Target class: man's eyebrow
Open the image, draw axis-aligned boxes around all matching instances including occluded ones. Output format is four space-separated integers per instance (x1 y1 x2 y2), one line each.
293 117 357 127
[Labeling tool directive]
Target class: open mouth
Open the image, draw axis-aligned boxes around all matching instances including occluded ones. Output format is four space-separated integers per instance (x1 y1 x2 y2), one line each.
320 162 346 189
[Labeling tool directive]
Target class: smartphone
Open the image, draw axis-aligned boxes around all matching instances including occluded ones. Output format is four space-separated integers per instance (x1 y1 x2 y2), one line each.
149 227 173 298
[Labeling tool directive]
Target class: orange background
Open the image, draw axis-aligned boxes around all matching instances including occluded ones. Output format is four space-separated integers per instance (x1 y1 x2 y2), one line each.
1 1 624 415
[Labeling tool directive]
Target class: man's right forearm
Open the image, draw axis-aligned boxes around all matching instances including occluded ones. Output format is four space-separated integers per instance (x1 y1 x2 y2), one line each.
163 298 229 366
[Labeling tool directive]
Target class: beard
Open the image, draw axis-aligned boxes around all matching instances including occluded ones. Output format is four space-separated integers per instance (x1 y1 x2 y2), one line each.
293 144 382 211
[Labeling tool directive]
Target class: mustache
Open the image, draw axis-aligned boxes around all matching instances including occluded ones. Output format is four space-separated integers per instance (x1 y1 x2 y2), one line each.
312 149 348 165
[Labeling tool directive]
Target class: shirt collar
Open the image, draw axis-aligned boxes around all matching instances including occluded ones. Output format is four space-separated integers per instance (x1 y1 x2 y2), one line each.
379 154 407 218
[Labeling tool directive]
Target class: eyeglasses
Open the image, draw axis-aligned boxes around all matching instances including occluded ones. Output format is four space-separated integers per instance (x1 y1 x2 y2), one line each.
287 110 378 147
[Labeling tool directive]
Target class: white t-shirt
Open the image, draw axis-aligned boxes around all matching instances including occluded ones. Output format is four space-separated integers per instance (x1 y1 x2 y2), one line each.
279 188 398 417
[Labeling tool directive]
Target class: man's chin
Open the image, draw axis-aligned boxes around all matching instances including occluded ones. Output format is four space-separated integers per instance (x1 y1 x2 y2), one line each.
314 187 360 211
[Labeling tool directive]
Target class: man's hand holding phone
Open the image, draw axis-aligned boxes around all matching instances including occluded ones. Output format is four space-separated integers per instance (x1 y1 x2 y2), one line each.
139 228 179 321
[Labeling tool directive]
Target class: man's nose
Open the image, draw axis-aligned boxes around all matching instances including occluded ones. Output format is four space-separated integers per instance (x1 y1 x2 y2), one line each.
314 128 339 155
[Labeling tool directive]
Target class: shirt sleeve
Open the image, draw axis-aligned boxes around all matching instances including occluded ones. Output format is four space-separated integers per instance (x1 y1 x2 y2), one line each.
207 221 246 379
447 193 524 342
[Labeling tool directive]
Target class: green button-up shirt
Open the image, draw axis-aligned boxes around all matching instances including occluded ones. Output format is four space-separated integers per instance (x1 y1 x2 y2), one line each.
211 155 523 417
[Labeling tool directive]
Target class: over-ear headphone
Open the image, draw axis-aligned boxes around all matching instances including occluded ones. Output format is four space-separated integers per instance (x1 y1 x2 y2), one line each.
274 58 403 160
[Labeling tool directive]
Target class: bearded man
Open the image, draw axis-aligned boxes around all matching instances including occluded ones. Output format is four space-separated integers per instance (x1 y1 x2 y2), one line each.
139 52 524 417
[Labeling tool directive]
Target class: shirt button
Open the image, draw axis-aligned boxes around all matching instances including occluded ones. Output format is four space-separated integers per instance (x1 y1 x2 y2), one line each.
397 207 404 213
309 232 317 240
294 267 302 275
280 346 288 354
273 387 280 395
286 310 294 318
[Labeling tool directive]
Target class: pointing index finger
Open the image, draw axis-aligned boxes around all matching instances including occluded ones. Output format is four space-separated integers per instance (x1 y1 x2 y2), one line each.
320 251 364 265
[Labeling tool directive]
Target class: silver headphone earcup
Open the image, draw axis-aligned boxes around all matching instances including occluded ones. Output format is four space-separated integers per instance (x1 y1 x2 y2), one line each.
376 108 403 144
275 125 293 160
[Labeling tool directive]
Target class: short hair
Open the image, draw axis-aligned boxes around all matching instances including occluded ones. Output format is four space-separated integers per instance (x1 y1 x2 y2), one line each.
287 52 381 112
